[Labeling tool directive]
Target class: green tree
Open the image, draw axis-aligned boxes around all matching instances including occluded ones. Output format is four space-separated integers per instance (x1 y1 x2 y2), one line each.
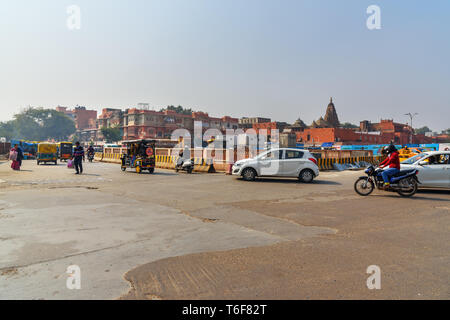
11 107 76 141
0 120 17 141
341 122 359 129
100 126 122 143
414 126 431 135
160 105 193 115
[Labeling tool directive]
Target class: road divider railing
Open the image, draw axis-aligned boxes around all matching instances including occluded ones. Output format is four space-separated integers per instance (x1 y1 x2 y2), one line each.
154 155 215 173
317 155 384 170
97 149 384 173
100 152 122 164
94 152 103 162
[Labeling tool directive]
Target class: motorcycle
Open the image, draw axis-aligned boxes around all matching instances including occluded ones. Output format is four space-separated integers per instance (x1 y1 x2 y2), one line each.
354 165 419 197
175 158 194 174
87 152 94 162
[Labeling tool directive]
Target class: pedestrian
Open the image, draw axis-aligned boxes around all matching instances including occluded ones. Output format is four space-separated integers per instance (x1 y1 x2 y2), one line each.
16 144 24 167
72 141 85 174
9 145 20 170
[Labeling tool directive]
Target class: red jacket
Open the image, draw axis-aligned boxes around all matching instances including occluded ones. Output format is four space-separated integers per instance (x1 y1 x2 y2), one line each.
380 151 400 170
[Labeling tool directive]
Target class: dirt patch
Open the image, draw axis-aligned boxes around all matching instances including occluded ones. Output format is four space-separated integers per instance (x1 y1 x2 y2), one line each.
0 267 18 277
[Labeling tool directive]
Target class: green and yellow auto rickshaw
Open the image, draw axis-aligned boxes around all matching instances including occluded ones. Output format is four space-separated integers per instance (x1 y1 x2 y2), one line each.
121 139 156 174
37 142 58 165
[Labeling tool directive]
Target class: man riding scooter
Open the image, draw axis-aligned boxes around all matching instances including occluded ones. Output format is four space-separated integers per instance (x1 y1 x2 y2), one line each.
379 144 400 189
87 145 95 162
175 146 194 173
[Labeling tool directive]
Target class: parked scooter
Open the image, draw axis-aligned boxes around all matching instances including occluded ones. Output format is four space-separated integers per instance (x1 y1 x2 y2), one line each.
175 157 194 174
354 165 419 197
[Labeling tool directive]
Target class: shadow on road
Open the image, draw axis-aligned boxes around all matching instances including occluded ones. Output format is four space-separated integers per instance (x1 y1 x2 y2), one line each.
371 194 450 202
245 177 341 185
417 189 450 195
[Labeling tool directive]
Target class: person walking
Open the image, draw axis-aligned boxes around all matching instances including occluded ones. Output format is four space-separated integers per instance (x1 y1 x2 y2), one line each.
16 144 24 168
72 141 85 174
10 145 20 170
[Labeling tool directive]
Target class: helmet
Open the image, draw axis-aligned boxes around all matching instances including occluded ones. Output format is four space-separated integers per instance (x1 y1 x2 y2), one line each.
387 144 397 154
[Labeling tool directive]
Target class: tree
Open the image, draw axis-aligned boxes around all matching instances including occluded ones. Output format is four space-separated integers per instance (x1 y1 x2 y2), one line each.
100 126 122 143
414 126 431 135
341 122 359 129
442 128 450 135
0 120 17 141
3 107 76 141
159 105 193 115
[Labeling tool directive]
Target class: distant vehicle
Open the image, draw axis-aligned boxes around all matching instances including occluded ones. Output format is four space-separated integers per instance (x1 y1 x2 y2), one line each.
37 143 58 165
175 158 194 174
400 151 450 189
232 148 319 182
121 139 156 174
58 142 73 162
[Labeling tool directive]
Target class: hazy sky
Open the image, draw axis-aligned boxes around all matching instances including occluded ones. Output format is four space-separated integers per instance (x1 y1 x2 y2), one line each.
1 0 449 131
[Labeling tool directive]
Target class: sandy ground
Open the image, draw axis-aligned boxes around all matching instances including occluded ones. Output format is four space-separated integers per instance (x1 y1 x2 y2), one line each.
0 160 449 299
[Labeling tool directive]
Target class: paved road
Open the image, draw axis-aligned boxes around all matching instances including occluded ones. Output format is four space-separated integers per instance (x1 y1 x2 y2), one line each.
0 160 448 299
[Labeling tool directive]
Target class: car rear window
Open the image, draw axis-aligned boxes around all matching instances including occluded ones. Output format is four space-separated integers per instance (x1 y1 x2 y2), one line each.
285 150 304 159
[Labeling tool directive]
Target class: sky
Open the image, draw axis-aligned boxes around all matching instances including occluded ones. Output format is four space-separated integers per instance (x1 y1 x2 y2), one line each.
0 0 449 131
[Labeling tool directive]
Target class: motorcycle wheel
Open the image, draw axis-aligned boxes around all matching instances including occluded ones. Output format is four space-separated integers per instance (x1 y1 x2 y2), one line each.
354 177 374 196
187 167 193 174
396 178 418 197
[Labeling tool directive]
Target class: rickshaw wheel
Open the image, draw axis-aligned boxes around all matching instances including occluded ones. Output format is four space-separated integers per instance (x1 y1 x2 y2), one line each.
136 166 142 174
121 167 126 171
149 168 154 174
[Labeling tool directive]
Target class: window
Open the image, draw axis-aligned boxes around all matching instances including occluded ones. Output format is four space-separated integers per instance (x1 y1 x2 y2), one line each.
259 150 281 160
285 150 304 159
427 154 449 165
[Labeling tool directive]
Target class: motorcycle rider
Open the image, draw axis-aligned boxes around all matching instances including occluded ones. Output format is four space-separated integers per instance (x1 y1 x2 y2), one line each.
87 145 95 160
176 146 190 169
379 144 400 189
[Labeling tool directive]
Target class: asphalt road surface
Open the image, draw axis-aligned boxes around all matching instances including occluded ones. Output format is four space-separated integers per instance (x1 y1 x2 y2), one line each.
0 160 449 299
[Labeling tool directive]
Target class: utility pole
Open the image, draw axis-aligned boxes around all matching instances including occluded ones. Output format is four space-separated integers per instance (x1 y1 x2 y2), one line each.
404 112 418 144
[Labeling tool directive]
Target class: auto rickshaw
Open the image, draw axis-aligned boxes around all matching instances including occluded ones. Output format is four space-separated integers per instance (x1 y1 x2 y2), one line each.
398 147 425 162
37 142 58 165
58 141 73 161
121 139 156 174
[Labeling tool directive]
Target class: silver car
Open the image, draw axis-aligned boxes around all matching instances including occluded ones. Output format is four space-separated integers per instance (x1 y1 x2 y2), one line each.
232 148 319 182
400 151 450 189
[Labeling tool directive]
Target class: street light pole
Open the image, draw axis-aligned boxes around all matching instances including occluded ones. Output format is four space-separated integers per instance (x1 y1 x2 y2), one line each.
404 112 418 144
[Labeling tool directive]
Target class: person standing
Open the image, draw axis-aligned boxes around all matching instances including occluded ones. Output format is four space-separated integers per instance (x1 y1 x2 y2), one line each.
72 141 85 174
16 144 24 167
10 146 20 170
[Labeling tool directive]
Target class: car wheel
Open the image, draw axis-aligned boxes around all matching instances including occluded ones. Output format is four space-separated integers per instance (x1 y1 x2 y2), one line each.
299 169 314 183
242 168 256 181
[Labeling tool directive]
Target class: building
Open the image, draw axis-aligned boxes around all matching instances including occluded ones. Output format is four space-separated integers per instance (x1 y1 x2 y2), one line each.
55 105 97 131
122 108 238 140
252 121 289 136
239 117 271 129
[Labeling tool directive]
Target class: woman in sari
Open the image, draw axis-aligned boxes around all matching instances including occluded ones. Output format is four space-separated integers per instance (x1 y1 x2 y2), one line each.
9 145 20 170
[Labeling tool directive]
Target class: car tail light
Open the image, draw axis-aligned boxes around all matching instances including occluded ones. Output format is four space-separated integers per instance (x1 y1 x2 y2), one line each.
415 170 419 175
308 157 317 165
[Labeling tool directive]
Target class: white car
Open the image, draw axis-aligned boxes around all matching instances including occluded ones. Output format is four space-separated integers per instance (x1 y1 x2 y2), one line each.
400 151 450 189
232 148 319 182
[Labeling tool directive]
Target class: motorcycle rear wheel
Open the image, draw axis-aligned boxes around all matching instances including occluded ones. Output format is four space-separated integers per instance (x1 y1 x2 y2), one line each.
396 178 418 197
354 177 375 196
